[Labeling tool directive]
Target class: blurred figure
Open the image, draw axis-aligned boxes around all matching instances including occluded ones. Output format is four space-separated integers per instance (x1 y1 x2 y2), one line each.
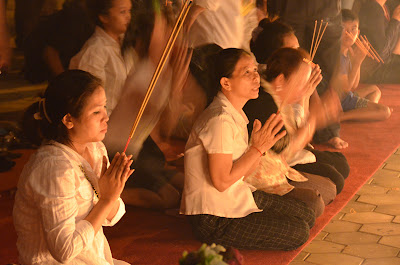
359 0 400 83
185 0 244 48
70 0 135 114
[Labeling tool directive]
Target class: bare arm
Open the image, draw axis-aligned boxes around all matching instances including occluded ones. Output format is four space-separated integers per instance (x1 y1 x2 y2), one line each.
208 114 286 192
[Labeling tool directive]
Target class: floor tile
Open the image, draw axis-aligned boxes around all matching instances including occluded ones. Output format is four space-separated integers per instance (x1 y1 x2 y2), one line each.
393 216 400 223
379 235 400 248
356 184 389 195
343 243 399 258
375 204 400 216
290 261 317 265
360 223 400 236
357 193 400 205
292 251 309 261
341 201 376 213
384 163 400 171
303 240 345 253
322 220 362 233
313 232 328 241
361 257 400 265
325 231 380 245
370 171 400 188
331 212 344 221
384 154 400 165
342 212 393 224
305 253 363 265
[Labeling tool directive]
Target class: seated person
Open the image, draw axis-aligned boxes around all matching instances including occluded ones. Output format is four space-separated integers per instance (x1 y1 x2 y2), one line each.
24 0 94 83
181 48 315 250
245 48 338 217
247 20 350 194
359 0 400 83
104 11 191 209
15 70 133 264
338 9 391 122
70 0 135 115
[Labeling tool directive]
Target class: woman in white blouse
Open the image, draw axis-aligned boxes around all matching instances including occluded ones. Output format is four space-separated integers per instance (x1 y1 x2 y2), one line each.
69 0 135 115
13 70 133 264
181 48 316 250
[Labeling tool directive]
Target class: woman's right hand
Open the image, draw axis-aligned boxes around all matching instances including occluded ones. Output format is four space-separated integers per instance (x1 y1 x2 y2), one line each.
98 153 134 202
250 114 287 154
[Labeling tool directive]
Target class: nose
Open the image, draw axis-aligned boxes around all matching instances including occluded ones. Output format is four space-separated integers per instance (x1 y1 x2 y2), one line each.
254 71 260 84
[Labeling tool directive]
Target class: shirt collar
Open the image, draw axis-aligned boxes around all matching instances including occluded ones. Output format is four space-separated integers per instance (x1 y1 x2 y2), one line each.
94 26 124 48
216 91 249 126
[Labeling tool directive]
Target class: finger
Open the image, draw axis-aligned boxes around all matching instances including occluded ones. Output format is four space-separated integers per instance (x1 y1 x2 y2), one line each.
261 114 277 131
101 156 108 177
262 113 282 133
108 152 120 173
252 119 262 133
121 160 134 181
271 120 285 136
114 153 127 179
274 130 287 142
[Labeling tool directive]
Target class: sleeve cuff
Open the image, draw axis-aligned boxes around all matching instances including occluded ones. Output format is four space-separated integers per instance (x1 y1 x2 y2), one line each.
75 220 95 249
103 198 126 226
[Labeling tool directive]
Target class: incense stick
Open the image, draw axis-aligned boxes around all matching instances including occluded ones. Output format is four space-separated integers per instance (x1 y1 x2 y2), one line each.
123 0 193 153
363 35 384 63
359 35 380 62
310 20 317 56
311 21 328 61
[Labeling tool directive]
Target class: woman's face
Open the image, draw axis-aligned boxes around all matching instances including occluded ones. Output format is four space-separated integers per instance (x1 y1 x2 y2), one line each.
100 0 132 36
225 54 261 101
68 87 109 144
282 62 312 104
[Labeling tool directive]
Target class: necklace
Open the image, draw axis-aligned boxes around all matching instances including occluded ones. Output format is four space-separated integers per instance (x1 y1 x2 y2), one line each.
78 165 100 199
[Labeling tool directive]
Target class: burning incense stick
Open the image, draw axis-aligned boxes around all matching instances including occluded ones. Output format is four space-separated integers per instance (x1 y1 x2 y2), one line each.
123 0 193 153
311 21 328 61
310 20 317 56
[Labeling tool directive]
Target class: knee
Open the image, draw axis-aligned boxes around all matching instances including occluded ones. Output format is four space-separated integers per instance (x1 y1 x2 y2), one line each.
284 221 310 250
382 105 392 120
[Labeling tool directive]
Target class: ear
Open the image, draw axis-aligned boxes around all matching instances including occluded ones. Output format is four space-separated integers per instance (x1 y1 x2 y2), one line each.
62 114 74 130
275 74 286 87
99 14 108 26
220 77 231 91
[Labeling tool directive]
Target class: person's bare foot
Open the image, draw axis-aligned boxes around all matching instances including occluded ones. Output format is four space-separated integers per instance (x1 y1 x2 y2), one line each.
327 137 349 149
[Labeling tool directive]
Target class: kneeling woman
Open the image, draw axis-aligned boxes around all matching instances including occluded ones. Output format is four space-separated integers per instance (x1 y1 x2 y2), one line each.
13 70 133 264
180 48 316 250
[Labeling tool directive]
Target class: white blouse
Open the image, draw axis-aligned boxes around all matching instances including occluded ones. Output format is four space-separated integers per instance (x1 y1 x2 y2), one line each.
13 141 126 265
180 92 261 218
69 26 135 115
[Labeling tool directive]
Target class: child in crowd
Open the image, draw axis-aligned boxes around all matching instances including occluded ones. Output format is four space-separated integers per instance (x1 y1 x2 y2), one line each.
181 48 315 250
70 0 135 115
338 9 391 122
14 70 133 265
359 0 400 83
246 19 349 195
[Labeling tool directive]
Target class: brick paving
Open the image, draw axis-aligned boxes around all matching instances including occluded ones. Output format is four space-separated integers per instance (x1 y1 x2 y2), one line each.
291 152 400 265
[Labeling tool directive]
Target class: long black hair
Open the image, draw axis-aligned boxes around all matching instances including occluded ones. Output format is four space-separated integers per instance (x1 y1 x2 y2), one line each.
22 70 103 146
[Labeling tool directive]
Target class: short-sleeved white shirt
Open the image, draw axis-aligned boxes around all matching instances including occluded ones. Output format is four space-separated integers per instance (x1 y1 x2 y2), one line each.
69 26 135 115
13 141 126 264
180 92 261 218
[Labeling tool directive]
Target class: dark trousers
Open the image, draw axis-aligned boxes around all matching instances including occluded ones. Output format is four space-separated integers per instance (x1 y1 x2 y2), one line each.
293 149 350 194
188 191 315 250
